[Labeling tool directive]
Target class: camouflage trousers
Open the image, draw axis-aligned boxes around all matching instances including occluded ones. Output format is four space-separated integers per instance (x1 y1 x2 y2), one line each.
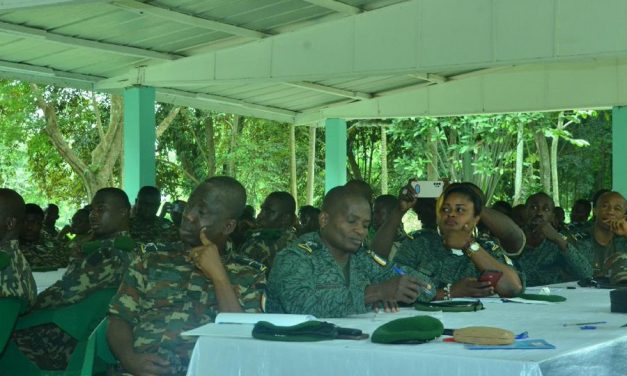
13 324 77 370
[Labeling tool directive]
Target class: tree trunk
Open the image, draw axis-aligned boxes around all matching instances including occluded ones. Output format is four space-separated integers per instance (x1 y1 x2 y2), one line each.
380 125 388 194
306 125 316 205
550 114 564 206
347 126 362 180
204 115 216 177
426 127 439 180
226 115 241 177
534 129 552 194
289 124 298 207
513 121 525 205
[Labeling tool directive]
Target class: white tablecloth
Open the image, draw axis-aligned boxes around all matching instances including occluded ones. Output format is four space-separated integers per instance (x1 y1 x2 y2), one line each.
186 285 627 376
33 268 66 293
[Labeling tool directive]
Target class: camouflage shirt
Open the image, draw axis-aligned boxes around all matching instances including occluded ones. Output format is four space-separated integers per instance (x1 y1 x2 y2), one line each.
572 229 627 280
266 232 434 318
394 229 523 290
34 232 137 310
0 240 37 308
364 226 412 262
19 232 68 270
237 227 297 269
108 241 266 375
130 216 179 244
514 237 592 286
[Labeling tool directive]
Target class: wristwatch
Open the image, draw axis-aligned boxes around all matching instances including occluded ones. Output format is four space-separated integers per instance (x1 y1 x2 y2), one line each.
464 241 481 255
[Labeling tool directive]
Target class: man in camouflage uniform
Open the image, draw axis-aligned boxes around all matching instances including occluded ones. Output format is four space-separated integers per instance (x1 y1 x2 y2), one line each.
19 203 68 270
367 194 412 261
0 188 37 308
42 203 60 237
514 192 592 286
238 191 297 270
130 186 178 244
13 187 136 370
567 199 592 234
266 186 434 318
573 191 627 283
107 177 266 376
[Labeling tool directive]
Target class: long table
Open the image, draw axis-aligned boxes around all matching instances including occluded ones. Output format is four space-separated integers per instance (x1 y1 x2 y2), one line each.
32 268 66 293
185 285 627 376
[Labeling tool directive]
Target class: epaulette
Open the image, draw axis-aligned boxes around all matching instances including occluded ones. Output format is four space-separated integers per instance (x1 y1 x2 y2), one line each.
231 254 268 273
366 249 388 267
0 251 9 270
297 241 315 254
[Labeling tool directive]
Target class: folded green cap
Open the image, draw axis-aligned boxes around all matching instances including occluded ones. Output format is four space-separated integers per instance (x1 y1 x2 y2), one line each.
252 320 338 342
518 293 566 302
371 315 444 344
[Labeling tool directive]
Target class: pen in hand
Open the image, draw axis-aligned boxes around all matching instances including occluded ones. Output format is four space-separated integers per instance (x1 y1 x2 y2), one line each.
392 264 434 299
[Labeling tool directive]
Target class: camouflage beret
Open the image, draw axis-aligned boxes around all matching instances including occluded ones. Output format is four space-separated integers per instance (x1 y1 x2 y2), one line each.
371 315 443 344
252 320 338 342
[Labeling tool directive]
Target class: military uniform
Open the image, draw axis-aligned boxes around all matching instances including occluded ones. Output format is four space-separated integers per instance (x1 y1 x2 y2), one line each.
238 227 297 269
514 236 592 286
364 226 412 262
573 229 627 281
13 232 138 370
130 216 179 244
266 232 434 318
0 239 37 307
20 232 68 270
394 230 524 291
108 241 265 375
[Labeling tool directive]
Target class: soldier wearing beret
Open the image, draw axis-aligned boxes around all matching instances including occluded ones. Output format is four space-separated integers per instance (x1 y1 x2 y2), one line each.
107 177 265 376
266 185 434 318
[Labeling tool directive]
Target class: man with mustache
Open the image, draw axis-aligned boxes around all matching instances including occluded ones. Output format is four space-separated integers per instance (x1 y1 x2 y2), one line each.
514 192 592 286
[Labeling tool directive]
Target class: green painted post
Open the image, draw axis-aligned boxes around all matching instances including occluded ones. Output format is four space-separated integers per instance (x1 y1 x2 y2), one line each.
123 86 156 202
325 118 347 192
612 106 627 196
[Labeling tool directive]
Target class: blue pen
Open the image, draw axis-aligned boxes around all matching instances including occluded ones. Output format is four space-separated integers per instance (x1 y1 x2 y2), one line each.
392 264 434 298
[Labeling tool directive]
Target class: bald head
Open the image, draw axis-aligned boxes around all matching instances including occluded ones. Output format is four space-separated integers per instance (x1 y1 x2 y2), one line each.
595 191 626 230
322 186 369 215
203 176 247 219
0 188 26 241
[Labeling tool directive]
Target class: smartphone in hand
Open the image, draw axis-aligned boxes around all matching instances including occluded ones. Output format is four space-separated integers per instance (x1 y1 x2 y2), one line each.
410 180 445 198
478 270 503 287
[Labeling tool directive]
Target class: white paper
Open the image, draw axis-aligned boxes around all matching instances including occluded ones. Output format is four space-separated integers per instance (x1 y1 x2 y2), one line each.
215 312 316 326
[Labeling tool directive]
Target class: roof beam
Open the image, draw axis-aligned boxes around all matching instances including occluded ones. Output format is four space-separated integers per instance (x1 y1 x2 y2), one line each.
110 0 270 39
302 0 361 15
0 0 107 10
99 0 627 89
283 81 372 100
0 21 181 61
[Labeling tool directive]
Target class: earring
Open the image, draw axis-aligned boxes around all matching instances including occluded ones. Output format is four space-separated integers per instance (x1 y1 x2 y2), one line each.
472 226 478 239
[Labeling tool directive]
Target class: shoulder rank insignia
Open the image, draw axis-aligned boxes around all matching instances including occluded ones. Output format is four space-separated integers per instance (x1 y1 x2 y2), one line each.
297 242 314 254
366 249 388 267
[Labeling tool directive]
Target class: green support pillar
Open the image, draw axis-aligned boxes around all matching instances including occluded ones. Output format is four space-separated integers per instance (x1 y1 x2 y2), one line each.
124 86 156 202
612 106 627 196
325 118 347 192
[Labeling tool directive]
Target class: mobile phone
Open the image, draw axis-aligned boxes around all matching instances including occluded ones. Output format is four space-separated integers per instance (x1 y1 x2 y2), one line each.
478 270 503 287
411 180 444 198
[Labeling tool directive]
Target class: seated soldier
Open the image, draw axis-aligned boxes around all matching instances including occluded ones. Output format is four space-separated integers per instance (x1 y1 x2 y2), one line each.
0 189 37 308
575 191 627 283
297 205 320 236
13 188 137 371
553 207 567 233
19 203 67 270
370 194 411 261
568 198 592 233
266 186 434 318
107 177 265 376
230 204 255 249
514 192 592 286
43 203 60 237
394 183 524 300
57 207 92 255
130 186 178 243
238 191 298 270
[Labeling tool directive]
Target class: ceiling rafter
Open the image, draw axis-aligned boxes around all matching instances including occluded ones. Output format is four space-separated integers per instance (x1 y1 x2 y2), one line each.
0 0 107 10
110 0 270 40
0 20 182 61
283 81 373 100
302 0 361 15
0 59 102 82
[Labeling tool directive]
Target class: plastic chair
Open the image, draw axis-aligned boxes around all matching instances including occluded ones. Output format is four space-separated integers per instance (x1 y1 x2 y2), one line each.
0 288 116 376
80 318 117 376
0 298 25 354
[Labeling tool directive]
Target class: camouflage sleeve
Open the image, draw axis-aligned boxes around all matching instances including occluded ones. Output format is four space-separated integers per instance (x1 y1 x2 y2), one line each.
231 266 266 313
562 241 593 280
0 248 37 308
108 254 146 325
268 249 363 318
392 238 422 272
478 237 527 290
